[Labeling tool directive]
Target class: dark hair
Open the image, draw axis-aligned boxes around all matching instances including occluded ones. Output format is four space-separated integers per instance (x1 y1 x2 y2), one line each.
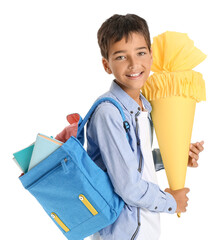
97 14 151 60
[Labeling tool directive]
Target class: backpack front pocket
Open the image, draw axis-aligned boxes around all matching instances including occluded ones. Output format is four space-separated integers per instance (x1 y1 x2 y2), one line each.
26 158 108 232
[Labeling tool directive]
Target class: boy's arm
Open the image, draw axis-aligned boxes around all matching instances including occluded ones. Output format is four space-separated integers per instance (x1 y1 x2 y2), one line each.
87 102 177 214
152 148 164 171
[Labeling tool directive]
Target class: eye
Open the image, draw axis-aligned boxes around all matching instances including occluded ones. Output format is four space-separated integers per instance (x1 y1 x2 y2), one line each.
115 56 126 60
138 52 146 56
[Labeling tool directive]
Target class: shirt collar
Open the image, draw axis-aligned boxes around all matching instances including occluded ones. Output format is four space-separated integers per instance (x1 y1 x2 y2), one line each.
109 80 152 115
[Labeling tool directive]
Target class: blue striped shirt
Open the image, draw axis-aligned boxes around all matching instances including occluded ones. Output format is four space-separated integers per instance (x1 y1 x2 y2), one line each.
86 80 177 240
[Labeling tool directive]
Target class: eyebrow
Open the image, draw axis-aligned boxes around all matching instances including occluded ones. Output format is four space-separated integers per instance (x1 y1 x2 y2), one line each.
112 47 147 55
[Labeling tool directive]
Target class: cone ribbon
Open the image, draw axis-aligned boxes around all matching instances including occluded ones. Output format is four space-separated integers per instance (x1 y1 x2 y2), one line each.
142 31 206 217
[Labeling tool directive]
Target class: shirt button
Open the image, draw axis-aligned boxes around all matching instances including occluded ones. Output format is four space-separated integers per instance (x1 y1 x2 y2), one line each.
130 111 133 114
138 107 141 111
168 207 172 211
155 206 158 210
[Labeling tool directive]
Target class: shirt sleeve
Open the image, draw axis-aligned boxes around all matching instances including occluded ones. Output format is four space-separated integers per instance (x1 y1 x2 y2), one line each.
87 102 177 214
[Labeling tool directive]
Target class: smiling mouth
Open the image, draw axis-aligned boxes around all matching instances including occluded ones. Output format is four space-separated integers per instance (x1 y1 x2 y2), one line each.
126 71 144 78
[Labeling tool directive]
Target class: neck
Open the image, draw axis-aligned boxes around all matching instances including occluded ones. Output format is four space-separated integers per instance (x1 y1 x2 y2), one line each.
115 80 143 110
129 91 142 109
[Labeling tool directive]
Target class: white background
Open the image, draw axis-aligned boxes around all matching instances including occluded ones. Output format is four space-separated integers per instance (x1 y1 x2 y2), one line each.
1 0 220 239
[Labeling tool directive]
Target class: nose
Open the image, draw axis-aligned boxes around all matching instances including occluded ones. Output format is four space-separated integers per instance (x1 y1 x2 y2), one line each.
128 56 138 70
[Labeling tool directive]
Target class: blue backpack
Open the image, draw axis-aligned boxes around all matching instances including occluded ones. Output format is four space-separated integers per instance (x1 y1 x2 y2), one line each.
19 97 130 240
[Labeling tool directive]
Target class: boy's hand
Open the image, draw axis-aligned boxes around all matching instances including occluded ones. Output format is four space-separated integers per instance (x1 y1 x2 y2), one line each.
188 140 204 167
165 188 190 213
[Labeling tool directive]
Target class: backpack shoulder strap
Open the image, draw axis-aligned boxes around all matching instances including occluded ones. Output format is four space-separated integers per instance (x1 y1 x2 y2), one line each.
77 97 130 138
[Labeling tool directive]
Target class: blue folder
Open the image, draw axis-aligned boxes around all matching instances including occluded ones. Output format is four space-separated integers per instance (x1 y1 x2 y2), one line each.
28 133 63 171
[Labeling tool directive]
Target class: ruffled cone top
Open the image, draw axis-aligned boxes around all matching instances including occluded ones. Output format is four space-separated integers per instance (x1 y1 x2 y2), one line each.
142 31 207 102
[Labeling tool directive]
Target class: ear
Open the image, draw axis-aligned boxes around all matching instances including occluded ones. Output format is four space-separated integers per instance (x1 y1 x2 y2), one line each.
102 58 112 74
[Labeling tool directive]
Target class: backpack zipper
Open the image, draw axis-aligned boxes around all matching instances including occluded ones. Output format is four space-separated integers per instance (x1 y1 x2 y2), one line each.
51 212 70 232
79 194 98 216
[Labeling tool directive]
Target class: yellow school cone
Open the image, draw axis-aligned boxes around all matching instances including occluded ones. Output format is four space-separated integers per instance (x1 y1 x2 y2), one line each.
142 31 206 217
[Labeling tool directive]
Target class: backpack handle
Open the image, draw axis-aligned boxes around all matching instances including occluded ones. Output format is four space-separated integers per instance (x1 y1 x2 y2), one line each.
77 97 130 137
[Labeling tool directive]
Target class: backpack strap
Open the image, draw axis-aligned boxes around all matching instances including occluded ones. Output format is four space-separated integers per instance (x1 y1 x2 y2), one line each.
77 97 130 138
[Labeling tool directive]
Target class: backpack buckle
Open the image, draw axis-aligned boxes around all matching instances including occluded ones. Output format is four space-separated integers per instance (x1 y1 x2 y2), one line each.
123 121 130 132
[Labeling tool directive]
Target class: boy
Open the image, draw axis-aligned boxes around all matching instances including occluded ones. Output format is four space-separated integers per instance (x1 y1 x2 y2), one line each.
57 14 204 240
87 14 204 240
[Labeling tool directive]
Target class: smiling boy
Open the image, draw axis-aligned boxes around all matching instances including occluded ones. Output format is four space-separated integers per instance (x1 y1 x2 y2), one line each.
57 14 204 240
86 14 204 240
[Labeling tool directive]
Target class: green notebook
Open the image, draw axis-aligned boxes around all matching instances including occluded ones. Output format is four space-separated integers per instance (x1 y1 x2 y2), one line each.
13 144 34 173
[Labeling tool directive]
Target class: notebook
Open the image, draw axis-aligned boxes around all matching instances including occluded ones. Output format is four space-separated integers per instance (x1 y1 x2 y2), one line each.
28 133 63 171
13 144 35 173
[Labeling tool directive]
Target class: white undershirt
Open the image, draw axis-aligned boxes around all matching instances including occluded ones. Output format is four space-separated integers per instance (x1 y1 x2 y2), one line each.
136 109 161 240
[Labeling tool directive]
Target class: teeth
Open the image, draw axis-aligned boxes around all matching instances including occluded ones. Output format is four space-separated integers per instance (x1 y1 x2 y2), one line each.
128 72 141 77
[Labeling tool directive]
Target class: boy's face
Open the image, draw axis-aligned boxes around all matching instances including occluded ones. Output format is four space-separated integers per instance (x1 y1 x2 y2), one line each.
102 32 152 95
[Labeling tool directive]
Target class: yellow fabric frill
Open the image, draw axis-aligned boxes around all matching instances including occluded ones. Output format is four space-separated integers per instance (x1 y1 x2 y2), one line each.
142 31 206 102
142 70 206 102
